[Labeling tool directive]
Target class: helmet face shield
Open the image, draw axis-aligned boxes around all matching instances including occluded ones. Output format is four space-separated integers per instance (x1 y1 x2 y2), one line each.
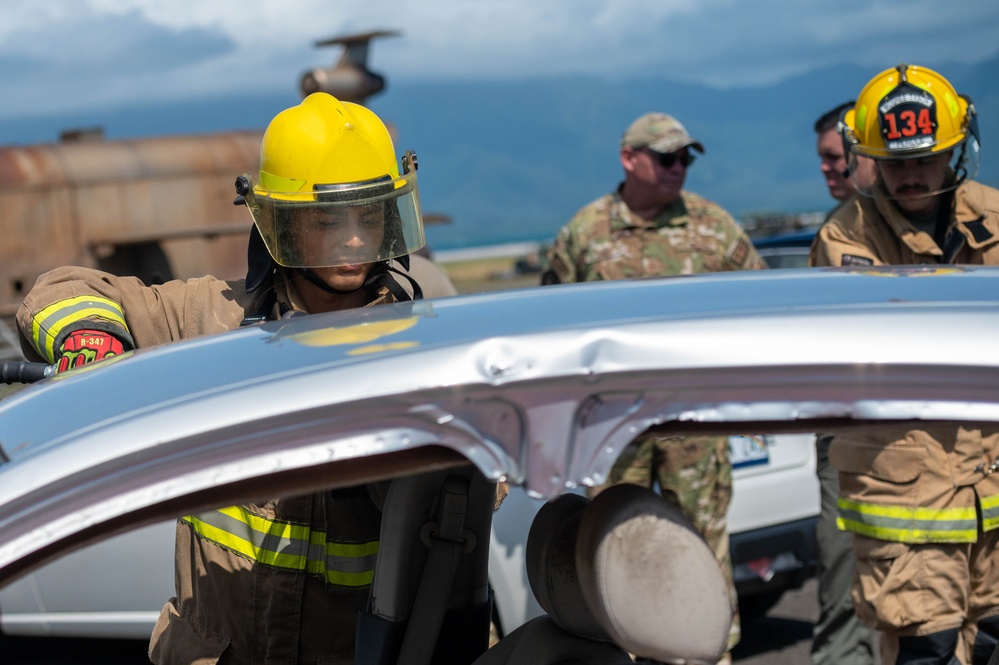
847 133 980 202
244 169 425 268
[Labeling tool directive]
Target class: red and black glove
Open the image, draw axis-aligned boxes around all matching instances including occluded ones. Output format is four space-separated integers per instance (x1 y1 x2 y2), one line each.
56 329 128 373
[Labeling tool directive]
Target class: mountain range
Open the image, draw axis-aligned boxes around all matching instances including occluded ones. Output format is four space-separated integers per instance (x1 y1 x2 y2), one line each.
3 54 997 251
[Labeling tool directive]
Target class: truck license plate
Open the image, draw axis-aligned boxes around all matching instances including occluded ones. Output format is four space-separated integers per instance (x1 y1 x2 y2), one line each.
728 434 770 469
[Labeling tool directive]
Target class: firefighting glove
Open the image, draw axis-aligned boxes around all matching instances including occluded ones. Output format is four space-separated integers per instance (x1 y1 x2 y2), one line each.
56 329 128 373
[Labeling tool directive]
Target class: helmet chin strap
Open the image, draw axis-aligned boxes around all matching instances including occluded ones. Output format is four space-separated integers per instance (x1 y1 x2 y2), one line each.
295 267 362 295
296 257 423 302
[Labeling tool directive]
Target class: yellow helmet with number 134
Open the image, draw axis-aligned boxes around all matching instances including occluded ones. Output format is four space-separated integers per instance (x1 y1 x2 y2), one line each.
840 63 980 197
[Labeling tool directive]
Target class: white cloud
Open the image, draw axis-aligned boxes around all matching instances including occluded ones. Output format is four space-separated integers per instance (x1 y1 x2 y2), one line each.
0 0 996 119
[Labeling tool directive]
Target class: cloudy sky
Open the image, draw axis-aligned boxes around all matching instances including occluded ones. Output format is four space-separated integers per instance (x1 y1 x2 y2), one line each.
2 0 998 122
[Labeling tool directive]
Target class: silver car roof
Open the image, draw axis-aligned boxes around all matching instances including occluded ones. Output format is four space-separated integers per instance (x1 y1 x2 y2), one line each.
2 265 999 581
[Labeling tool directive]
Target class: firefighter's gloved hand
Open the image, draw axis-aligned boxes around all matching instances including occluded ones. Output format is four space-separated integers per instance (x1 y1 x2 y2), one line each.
56 329 127 373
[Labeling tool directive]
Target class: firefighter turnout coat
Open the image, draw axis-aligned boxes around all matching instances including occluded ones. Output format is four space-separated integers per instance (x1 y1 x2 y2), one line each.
809 180 999 662
15 259 455 664
810 180 999 545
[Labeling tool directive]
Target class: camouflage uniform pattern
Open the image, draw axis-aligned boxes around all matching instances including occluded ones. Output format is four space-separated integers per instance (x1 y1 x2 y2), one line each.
589 434 739 651
545 189 767 284
549 185 763 656
621 112 705 154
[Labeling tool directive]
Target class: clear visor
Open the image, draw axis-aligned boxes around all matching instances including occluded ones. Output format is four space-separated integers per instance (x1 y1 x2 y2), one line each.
848 135 980 201
243 169 425 268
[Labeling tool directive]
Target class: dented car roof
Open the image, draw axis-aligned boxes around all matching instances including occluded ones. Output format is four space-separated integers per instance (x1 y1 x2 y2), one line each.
2 265 999 584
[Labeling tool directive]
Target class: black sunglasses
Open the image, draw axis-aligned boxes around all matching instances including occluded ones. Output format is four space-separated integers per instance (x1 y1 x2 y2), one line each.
647 149 696 169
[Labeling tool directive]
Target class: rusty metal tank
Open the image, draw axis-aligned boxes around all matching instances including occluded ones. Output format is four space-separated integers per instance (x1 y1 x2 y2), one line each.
0 127 262 315
0 31 419 318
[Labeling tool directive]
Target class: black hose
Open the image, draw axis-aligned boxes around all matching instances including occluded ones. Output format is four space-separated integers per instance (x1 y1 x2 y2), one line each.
1 361 54 384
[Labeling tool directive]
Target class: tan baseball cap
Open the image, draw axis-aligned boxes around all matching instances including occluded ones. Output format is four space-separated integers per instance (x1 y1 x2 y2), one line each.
621 113 705 154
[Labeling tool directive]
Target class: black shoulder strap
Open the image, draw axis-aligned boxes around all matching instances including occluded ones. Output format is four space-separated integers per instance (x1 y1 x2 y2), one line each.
243 258 424 325
377 261 423 301
240 285 278 326
245 225 277 295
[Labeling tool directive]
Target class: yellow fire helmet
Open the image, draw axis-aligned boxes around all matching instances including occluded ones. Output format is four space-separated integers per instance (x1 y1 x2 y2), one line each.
840 64 980 198
238 92 426 269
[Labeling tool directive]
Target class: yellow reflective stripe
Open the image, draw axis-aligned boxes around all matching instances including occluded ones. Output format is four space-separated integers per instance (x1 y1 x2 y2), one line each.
837 498 978 543
184 507 314 570
980 493 999 532
837 516 978 543
226 505 314 568
31 296 128 363
325 539 379 586
181 507 378 587
259 170 306 193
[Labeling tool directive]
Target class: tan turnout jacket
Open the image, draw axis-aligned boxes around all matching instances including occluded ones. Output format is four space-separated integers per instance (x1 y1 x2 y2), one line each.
810 180 999 268
810 180 999 544
16 257 455 664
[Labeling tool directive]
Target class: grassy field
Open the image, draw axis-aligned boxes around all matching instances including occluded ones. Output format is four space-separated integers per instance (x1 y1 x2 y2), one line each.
438 255 542 294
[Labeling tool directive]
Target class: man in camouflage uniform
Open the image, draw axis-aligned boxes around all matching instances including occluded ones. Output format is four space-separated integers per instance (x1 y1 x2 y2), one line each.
542 112 767 660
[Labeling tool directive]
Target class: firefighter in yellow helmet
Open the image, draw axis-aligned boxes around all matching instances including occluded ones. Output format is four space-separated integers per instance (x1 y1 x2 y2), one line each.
809 65 999 665
14 93 457 663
